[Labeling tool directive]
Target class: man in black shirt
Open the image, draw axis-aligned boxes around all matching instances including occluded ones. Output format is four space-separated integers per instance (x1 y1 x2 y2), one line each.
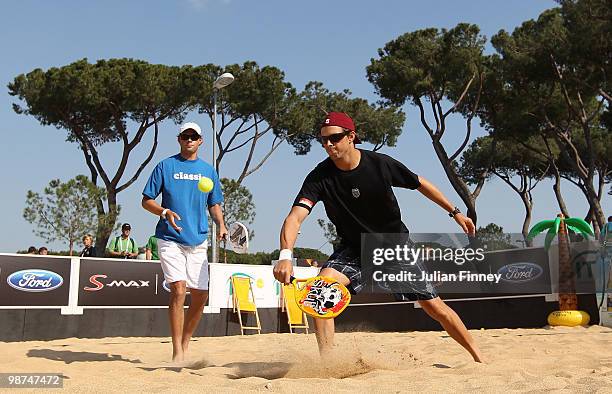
273 112 483 362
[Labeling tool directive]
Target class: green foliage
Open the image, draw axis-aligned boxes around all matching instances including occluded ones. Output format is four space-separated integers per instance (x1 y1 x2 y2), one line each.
475 223 517 251
278 81 406 154
557 0 612 99
23 175 116 255
317 219 341 248
367 23 486 109
483 5 609 228
9 58 194 145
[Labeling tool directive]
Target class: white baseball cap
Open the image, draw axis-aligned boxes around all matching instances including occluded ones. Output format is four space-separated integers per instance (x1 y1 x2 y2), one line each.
179 122 202 135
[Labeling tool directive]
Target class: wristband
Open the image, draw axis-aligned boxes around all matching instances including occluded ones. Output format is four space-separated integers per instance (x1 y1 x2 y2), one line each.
448 207 461 218
279 249 293 261
161 208 169 219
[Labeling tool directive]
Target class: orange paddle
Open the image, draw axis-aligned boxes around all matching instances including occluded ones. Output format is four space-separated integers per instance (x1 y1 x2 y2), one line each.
288 276 351 319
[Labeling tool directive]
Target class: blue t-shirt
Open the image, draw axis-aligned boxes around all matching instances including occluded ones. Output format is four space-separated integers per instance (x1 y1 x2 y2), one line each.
142 154 223 246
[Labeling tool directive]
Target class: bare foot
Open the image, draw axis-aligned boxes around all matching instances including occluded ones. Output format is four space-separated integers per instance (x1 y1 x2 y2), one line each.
172 351 184 362
319 345 336 361
472 352 486 363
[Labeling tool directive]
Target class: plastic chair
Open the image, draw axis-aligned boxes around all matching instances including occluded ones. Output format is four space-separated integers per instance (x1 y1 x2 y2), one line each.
282 284 309 333
231 275 262 335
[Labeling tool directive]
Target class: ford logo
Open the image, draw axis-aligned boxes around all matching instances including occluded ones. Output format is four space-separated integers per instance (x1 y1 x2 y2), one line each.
497 263 543 283
7 269 64 292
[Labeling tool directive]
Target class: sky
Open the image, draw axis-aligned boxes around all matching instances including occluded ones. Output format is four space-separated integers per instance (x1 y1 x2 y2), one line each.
0 0 609 255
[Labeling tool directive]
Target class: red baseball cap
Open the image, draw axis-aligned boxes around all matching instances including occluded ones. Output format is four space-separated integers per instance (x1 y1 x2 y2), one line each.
321 112 362 144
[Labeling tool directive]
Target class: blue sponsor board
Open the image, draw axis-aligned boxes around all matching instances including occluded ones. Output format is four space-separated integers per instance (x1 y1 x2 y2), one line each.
0 255 70 306
7 269 64 292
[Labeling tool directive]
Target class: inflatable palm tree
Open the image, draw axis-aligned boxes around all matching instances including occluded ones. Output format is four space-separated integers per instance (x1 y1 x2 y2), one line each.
528 214 594 325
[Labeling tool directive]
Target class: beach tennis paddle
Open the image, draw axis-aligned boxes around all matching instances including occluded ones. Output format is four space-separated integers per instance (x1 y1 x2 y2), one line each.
228 222 249 254
223 222 249 263
288 276 351 319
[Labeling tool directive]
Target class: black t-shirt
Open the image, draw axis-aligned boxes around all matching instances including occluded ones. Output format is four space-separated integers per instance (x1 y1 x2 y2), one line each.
293 149 421 249
79 246 97 258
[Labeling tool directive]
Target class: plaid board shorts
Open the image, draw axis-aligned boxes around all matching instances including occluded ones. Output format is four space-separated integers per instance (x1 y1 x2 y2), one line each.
321 244 438 301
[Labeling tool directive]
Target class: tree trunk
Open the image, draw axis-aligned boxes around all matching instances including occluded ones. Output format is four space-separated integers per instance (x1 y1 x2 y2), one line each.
586 209 601 240
578 184 603 239
557 214 578 310
584 181 606 231
432 140 479 225
69 240 74 256
520 191 533 247
555 134 605 230
552 173 570 218
95 190 119 256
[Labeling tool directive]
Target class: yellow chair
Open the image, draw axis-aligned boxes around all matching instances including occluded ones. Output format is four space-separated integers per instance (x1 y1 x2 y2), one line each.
282 284 309 333
231 275 261 335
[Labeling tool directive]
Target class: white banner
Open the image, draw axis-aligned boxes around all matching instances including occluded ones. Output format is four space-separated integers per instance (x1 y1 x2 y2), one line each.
208 263 319 309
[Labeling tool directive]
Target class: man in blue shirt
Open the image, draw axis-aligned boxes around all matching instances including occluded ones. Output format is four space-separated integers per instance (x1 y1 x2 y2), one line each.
142 121 227 363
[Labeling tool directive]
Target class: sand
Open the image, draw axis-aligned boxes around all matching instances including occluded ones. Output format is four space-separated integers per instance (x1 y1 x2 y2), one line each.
1 326 612 393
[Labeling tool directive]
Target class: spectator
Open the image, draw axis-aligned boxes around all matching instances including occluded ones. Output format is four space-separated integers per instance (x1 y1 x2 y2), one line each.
27 246 37 254
145 235 159 261
79 234 97 257
107 223 138 259
38 247 48 255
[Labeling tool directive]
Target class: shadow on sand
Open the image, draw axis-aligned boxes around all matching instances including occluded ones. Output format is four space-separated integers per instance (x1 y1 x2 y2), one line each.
137 360 293 379
27 349 142 364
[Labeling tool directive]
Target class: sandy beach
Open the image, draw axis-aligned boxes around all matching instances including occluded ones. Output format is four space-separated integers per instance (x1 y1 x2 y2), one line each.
2 325 611 393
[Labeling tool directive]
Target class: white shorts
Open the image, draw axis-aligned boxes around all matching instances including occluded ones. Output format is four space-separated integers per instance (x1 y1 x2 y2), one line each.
158 238 209 290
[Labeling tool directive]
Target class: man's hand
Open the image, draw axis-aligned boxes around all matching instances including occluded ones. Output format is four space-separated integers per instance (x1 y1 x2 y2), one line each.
218 224 228 242
454 213 475 236
273 259 294 284
165 210 182 232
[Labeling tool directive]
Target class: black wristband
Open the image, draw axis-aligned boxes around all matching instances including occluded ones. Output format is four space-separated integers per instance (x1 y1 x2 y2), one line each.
448 207 461 218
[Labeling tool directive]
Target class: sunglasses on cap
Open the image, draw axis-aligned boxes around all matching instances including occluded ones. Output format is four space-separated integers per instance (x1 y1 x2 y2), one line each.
179 133 201 141
318 130 350 145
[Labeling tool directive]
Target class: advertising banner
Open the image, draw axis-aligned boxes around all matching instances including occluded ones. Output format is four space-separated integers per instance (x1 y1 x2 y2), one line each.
78 259 170 307
0 255 70 306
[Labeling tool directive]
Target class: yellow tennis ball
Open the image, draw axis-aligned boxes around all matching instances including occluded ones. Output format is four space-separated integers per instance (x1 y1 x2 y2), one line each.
198 177 214 193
